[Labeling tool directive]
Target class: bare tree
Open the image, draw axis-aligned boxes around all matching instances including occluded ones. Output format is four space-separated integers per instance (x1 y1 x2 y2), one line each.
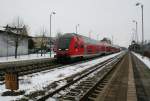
101 37 112 44
35 27 48 56
56 30 63 39
52 30 63 52
4 17 29 58
55 30 62 45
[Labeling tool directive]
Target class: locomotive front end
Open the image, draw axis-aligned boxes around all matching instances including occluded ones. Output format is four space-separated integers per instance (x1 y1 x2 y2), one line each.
56 34 73 59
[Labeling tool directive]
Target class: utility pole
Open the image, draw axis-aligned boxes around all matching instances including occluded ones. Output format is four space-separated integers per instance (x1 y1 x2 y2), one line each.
49 11 56 58
136 2 144 56
111 35 113 44
133 20 138 43
75 24 79 34
89 30 92 39
97 34 100 41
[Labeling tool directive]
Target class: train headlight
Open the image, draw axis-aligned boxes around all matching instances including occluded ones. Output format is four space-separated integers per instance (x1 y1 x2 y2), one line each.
58 49 61 50
75 49 78 52
65 49 69 50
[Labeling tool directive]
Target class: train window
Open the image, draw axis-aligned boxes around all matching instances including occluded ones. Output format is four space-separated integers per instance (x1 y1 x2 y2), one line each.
80 45 84 48
57 37 71 49
75 43 78 48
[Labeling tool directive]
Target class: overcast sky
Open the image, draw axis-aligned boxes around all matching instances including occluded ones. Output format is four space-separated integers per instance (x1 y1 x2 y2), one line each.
0 0 150 47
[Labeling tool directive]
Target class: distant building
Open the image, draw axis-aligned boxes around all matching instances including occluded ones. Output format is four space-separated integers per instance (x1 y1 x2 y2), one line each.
100 38 112 44
0 30 29 57
144 42 150 52
32 36 55 50
144 42 150 58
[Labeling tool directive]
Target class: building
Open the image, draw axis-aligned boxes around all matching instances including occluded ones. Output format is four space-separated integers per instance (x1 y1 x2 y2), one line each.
100 37 112 44
144 42 150 52
0 30 29 57
32 36 55 50
144 42 150 58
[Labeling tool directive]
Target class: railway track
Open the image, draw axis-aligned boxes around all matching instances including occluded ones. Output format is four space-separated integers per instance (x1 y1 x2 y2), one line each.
0 58 57 81
36 52 125 101
0 53 116 82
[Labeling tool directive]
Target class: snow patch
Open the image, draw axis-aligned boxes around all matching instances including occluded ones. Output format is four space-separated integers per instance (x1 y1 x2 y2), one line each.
132 52 150 69
0 53 55 63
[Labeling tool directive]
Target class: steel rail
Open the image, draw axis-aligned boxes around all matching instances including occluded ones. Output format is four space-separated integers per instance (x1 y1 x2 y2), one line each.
37 53 125 101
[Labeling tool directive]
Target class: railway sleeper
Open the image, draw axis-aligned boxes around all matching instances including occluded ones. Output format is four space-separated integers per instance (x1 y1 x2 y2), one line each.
102 79 108 82
81 80 93 83
93 90 101 94
90 93 98 98
70 89 82 94
97 84 105 88
99 82 107 86
70 89 81 93
87 97 95 101
75 86 84 90
63 95 76 100
78 88 88 92
83 86 91 90
80 83 94 86
65 94 78 98
82 79 93 82
66 92 78 96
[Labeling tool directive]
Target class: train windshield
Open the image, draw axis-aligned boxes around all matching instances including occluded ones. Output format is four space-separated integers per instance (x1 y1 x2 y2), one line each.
57 37 71 49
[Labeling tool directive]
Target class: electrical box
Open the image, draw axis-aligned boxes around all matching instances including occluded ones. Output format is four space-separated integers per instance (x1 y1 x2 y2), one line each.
5 72 19 90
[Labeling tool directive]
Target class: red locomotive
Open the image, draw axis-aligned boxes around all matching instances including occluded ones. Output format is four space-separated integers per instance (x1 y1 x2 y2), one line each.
54 33 120 60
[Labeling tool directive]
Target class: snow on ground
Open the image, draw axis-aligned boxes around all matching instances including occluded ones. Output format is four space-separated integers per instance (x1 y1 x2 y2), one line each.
0 51 125 100
0 52 55 63
132 52 150 69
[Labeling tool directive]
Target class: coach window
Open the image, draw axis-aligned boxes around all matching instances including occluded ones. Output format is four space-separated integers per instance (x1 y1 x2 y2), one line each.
77 37 79 41
75 43 78 48
58 38 71 49
80 44 84 48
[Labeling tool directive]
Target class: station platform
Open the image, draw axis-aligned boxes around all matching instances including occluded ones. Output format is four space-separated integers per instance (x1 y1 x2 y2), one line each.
0 53 55 68
95 52 150 101
0 53 55 63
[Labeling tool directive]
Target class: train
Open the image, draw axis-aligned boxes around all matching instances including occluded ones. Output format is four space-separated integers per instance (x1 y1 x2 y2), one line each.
54 33 120 60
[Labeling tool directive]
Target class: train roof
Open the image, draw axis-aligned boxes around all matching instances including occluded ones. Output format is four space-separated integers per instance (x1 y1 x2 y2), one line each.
62 33 99 44
60 33 120 48
60 33 76 38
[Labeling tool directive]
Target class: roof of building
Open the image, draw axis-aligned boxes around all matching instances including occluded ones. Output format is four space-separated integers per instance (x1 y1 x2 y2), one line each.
0 30 30 38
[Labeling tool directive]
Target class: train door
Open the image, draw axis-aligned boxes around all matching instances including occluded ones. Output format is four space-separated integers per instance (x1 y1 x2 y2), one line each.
76 36 84 56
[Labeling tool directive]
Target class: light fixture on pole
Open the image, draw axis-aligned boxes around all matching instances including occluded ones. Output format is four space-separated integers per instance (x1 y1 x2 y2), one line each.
97 34 100 41
136 2 144 56
50 11 56 58
75 24 79 34
111 35 113 45
132 20 138 43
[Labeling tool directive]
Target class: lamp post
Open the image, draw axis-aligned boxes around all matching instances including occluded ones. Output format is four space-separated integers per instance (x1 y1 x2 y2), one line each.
133 20 138 43
50 11 56 58
97 34 100 41
75 24 79 34
136 2 144 56
111 35 113 45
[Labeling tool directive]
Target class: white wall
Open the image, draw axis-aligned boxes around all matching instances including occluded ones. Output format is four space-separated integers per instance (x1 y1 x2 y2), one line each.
0 32 28 57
